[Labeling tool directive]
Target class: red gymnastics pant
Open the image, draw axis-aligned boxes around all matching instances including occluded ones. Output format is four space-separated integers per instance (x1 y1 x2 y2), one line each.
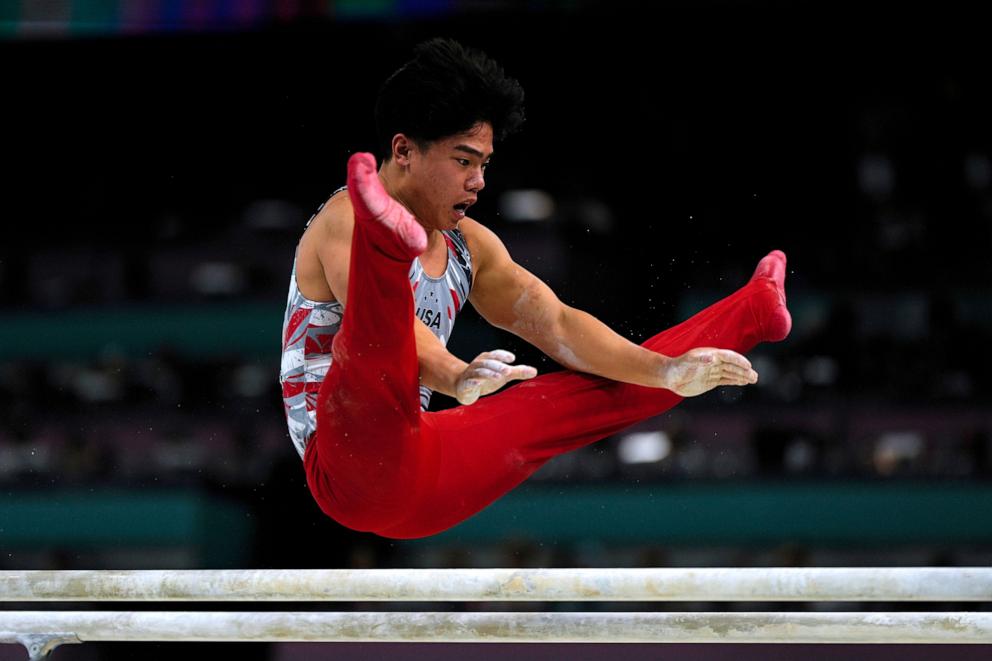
303 190 788 541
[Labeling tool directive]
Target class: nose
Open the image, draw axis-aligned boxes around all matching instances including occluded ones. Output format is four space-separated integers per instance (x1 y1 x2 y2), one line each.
467 168 485 193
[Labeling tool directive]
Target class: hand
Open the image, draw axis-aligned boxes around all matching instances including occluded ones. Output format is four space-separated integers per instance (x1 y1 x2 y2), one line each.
455 350 538 405
660 347 758 397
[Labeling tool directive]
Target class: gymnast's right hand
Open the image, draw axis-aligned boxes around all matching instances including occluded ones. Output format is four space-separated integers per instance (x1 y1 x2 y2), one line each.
660 347 759 397
455 350 538 405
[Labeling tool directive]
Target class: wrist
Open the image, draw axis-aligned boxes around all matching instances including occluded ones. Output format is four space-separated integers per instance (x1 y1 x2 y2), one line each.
438 354 470 397
416 348 468 398
651 352 675 389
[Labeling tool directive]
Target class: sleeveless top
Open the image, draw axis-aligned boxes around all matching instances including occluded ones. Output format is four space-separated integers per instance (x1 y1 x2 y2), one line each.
279 187 473 459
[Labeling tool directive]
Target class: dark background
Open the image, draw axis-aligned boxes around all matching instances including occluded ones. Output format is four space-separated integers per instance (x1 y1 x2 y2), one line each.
2 1 991 659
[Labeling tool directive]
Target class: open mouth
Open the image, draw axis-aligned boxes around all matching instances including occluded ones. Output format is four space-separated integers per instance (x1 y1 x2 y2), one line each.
452 200 474 221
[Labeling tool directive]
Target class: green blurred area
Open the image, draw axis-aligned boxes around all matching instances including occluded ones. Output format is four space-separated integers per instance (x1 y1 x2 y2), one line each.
3 482 990 567
0 488 253 567
0 304 282 360
423 481 992 546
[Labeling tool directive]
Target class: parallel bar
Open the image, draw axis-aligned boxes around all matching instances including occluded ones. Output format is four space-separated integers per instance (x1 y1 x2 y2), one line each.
2 611 992 644
2 568 991 602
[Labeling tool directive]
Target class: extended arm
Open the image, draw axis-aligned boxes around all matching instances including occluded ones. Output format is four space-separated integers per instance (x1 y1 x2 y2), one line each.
465 220 757 396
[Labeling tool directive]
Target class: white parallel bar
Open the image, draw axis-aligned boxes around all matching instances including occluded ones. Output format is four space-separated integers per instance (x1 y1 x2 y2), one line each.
1 568 991 602
2 611 992 644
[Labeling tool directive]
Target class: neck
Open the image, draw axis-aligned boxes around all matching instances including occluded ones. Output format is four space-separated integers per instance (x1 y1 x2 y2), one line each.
378 160 409 209
378 160 440 241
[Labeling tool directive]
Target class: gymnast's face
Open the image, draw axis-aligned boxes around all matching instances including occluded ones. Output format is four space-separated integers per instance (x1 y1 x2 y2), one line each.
400 122 492 232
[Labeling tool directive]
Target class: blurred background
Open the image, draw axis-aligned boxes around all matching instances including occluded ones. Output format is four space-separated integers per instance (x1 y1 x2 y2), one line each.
2 0 991 659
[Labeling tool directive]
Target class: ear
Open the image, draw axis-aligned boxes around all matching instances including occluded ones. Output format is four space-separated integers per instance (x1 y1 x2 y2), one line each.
391 134 416 167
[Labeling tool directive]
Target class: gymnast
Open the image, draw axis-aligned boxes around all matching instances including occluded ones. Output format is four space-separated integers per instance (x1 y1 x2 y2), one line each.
279 38 791 538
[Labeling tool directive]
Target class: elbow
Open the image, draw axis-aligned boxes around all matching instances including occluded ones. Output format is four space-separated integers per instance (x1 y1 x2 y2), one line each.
551 303 570 343
546 306 590 370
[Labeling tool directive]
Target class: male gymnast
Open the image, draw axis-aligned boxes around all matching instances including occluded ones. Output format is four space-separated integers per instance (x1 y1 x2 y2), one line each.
280 38 792 538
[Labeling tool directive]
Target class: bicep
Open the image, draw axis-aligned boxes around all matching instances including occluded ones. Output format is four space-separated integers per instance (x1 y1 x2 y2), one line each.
470 242 564 341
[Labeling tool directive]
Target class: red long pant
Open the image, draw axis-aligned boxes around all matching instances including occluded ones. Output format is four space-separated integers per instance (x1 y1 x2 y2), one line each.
304 196 783 539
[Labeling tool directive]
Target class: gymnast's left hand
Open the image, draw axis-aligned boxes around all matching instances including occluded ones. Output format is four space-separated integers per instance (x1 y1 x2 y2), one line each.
455 350 538 406
660 347 759 397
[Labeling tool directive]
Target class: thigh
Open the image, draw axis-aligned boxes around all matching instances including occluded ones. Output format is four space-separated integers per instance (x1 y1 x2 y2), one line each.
305 361 440 533
377 369 680 538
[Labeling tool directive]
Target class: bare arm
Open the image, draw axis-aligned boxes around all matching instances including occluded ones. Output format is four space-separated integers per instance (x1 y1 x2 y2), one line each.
315 202 534 404
464 220 758 396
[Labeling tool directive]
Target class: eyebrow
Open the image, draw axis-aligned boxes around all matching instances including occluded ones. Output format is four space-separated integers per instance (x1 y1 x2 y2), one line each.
454 145 493 160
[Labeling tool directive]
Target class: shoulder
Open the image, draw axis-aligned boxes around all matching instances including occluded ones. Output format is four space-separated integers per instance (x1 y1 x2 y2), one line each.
457 217 510 269
298 189 353 273
312 189 354 239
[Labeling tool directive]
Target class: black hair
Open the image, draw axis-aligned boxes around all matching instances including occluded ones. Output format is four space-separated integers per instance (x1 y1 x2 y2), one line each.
375 38 526 161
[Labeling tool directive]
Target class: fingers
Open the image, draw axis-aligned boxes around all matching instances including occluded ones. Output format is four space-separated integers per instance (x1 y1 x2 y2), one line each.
509 365 539 380
712 366 757 386
470 359 517 383
479 358 513 375
474 351 538 382
481 349 516 364
458 349 538 406
716 374 754 387
710 349 758 384
714 349 752 371
720 363 758 384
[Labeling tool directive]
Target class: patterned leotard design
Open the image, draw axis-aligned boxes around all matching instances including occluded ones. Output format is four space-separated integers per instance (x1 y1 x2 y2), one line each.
279 188 472 459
